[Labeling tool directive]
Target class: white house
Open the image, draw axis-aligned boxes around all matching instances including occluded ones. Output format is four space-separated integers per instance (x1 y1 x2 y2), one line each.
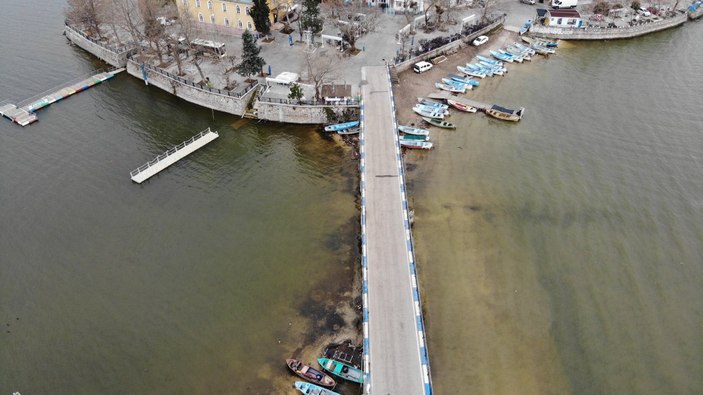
544 9 583 27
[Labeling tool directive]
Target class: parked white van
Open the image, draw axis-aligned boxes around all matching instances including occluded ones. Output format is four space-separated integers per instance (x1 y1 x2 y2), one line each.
413 61 433 73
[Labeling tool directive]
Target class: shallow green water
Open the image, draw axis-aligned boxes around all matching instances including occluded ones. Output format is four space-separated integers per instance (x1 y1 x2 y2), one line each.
0 2 359 394
408 25 703 394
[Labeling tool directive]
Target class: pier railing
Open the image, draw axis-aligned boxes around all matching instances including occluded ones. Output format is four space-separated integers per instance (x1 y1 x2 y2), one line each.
530 12 687 39
136 61 258 99
64 23 136 56
129 127 217 178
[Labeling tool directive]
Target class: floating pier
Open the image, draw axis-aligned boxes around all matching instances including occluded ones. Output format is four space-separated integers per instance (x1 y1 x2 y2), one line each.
427 92 491 110
0 68 124 126
130 128 219 184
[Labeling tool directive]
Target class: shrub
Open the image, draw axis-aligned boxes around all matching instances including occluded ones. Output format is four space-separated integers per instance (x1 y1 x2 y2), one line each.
593 1 611 15
631 0 641 10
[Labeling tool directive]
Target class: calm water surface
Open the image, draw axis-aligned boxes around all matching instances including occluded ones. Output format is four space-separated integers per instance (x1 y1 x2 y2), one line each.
0 2 359 394
409 24 703 394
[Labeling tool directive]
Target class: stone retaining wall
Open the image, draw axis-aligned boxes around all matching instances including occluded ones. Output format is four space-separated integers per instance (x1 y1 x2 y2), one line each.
530 13 687 40
689 7 703 19
254 100 357 124
392 16 505 73
64 24 134 68
127 60 254 116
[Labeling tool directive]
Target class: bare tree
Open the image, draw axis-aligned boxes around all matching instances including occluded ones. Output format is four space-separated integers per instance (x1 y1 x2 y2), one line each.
303 50 339 101
138 0 167 65
113 0 145 59
174 6 207 82
66 0 105 38
480 0 497 23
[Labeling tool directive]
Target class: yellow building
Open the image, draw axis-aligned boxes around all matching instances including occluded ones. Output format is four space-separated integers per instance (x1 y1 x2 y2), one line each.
177 0 278 34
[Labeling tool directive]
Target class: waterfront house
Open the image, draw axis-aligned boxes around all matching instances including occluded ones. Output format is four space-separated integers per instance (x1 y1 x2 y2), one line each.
177 0 280 35
543 9 583 27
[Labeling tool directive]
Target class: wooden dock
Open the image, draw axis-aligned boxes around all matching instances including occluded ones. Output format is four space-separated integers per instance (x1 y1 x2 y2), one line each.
427 92 491 110
0 68 124 126
130 128 219 184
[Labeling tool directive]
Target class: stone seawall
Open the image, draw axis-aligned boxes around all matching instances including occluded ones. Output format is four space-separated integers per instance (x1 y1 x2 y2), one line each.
127 60 253 116
530 13 687 40
254 99 357 124
63 25 134 68
393 16 505 73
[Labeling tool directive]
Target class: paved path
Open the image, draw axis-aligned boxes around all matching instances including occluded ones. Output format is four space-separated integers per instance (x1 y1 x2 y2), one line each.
360 65 431 395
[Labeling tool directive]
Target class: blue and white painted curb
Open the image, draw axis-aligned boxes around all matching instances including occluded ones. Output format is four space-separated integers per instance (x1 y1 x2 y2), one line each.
385 67 434 395
358 69 372 394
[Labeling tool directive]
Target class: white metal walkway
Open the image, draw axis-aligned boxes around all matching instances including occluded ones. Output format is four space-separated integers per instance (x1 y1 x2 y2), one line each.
130 127 219 183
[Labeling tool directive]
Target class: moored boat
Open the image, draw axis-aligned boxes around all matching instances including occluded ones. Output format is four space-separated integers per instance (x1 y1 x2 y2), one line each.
400 139 434 149
417 97 449 110
323 120 360 132
519 19 533 36
400 133 430 141
447 99 477 113
398 125 430 136
435 82 465 94
476 55 503 67
489 50 514 63
484 104 525 122
449 74 480 87
513 42 536 56
337 127 360 135
317 358 364 384
294 381 341 395
286 359 336 388
422 116 456 129
413 105 445 119
415 103 449 115
456 65 486 79
441 78 473 90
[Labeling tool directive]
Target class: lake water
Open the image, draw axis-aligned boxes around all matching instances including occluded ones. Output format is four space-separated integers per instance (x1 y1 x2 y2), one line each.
408 23 703 395
3 1 703 394
0 1 360 394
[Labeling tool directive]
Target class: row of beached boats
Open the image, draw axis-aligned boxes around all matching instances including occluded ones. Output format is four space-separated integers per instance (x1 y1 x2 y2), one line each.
286 356 364 394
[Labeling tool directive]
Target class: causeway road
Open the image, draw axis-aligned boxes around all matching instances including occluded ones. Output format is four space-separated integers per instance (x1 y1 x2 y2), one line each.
361 65 428 395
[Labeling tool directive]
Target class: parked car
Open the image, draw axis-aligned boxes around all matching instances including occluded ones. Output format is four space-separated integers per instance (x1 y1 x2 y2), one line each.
156 16 175 26
637 7 652 16
521 0 536 5
472 35 489 46
413 61 433 73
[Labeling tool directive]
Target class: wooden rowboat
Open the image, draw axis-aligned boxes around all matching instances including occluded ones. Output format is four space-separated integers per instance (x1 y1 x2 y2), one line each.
318 358 364 384
286 359 336 388
447 99 477 113
484 105 525 122
422 116 456 129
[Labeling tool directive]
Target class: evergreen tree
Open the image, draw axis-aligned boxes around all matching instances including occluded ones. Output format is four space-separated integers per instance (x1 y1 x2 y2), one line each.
301 0 323 35
236 30 266 79
249 0 271 36
288 83 304 101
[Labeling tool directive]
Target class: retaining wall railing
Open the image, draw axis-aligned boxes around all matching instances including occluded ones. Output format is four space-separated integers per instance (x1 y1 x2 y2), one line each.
133 60 258 98
64 23 136 59
392 15 505 73
530 12 687 39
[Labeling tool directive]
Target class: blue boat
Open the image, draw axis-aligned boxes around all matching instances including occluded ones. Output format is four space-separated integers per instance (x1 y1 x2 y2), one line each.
416 98 449 110
519 19 532 35
456 65 486 79
323 120 360 132
466 63 494 77
441 78 473 90
476 55 503 67
490 50 514 63
449 74 480 87
294 381 341 395
499 49 523 63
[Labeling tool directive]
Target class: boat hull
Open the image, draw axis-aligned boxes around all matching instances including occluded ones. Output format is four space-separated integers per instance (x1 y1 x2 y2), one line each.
286 359 337 388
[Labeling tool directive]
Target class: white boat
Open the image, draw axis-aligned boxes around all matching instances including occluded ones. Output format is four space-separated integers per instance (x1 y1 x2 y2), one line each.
415 103 449 115
400 139 434 149
447 99 478 113
435 82 465 94
416 98 449 110
441 78 473 90
413 105 445 119
456 65 486 79
398 125 430 136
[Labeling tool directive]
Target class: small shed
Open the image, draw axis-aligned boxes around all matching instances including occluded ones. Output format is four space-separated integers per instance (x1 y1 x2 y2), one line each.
545 9 583 27
265 72 299 86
